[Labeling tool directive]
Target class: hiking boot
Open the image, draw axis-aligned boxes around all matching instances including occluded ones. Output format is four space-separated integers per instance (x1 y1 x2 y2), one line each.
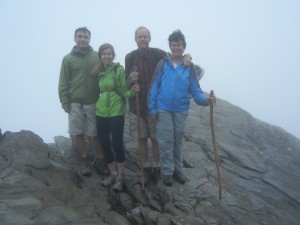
162 175 173 186
93 158 110 175
113 176 124 192
101 174 116 187
151 167 160 184
173 171 186 184
81 157 92 176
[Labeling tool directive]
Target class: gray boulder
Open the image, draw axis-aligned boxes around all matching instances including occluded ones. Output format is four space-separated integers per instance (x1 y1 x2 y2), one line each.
0 97 299 225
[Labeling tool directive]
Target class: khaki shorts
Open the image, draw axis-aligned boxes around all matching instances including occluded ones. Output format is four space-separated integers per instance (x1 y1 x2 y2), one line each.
68 103 97 136
129 112 156 139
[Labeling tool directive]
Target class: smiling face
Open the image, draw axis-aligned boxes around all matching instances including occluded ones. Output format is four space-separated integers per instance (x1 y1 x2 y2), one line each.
135 27 151 50
74 30 90 50
170 40 185 58
100 47 114 66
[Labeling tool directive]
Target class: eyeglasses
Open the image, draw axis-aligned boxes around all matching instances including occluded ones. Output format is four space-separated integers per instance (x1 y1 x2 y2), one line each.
170 43 184 48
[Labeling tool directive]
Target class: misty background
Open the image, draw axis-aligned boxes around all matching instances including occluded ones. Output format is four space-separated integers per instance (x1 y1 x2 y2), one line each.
1 0 299 143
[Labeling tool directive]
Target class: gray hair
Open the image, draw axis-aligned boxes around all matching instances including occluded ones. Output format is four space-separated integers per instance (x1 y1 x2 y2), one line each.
135 26 151 40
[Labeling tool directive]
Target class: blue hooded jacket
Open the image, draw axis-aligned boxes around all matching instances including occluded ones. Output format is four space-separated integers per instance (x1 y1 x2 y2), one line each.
148 56 208 115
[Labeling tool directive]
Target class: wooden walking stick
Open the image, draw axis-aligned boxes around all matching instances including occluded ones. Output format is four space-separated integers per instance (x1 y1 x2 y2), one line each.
209 90 222 199
131 66 144 190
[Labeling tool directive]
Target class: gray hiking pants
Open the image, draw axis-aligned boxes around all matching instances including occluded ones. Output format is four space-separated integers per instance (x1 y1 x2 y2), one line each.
156 109 188 176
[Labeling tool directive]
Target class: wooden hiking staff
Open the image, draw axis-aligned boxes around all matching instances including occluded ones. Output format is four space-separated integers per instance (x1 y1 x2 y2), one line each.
131 66 144 190
209 90 222 199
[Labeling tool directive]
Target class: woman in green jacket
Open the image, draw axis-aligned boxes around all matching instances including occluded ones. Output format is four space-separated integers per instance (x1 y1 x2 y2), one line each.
96 43 139 192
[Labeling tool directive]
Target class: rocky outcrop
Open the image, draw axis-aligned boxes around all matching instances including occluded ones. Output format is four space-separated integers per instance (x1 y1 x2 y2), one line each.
0 98 299 225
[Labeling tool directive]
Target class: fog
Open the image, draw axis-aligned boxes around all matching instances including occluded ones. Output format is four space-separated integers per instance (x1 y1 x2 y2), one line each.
1 0 299 142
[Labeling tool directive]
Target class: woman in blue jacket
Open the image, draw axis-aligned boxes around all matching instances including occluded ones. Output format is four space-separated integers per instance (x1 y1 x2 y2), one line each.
148 30 214 186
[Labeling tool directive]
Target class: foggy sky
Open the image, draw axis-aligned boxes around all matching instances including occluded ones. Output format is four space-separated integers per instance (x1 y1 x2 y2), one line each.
1 0 299 143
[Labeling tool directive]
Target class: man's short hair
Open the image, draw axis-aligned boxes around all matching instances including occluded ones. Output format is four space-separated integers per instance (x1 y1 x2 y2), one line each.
74 27 91 38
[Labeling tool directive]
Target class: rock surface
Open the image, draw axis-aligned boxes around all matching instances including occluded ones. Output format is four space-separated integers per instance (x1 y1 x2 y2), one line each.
1 98 300 225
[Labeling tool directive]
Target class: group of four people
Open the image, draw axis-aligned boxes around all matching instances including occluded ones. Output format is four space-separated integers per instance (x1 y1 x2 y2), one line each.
58 26 214 191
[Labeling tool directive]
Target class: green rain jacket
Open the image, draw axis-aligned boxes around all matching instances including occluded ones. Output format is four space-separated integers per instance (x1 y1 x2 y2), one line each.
96 63 134 117
58 46 99 108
